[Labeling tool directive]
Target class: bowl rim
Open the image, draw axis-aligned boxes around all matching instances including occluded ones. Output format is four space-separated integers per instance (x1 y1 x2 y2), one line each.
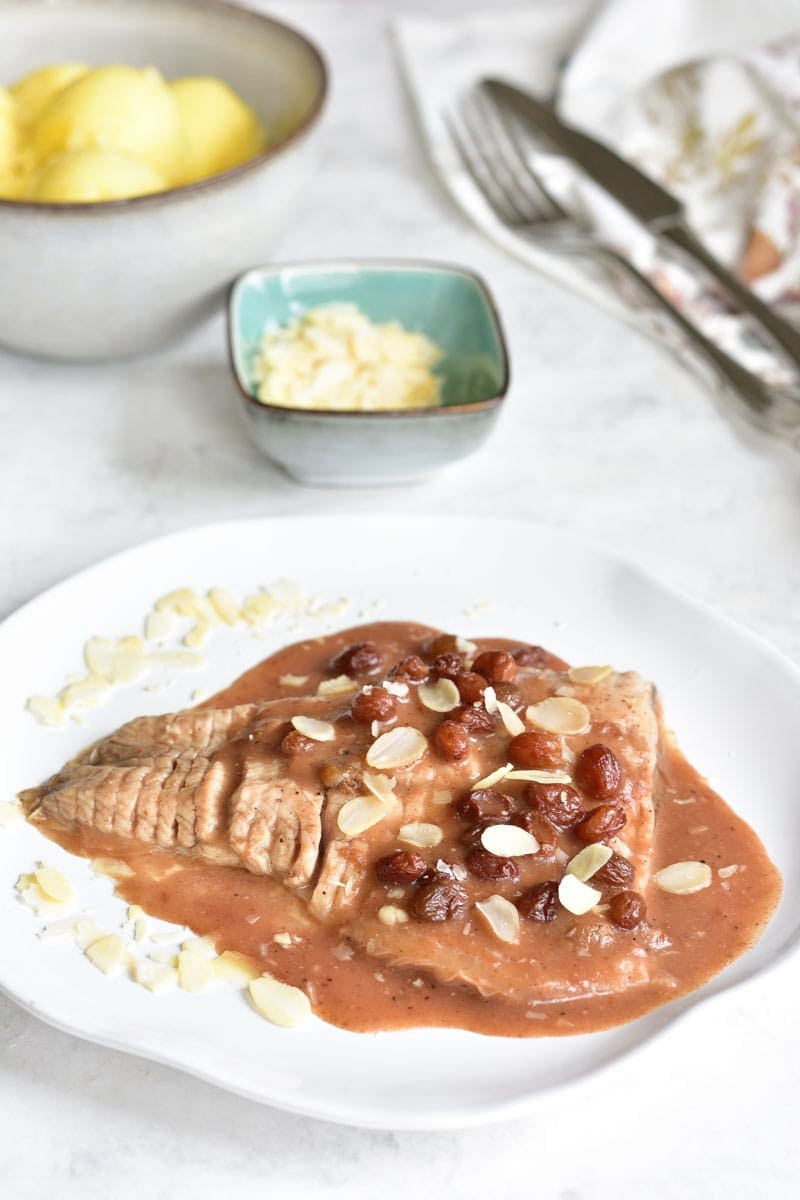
0 0 328 214
227 258 511 420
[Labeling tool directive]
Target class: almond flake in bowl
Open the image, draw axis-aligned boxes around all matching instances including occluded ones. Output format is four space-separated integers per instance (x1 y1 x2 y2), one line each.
480 824 539 857
566 843 613 882
398 822 442 848
526 697 591 736
497 700 525 737
291 715 336 742
471 763 513 790
654 861 713 895
476 895 520 944
558 873 601 916
366 726 427 770
337 795 390 838
418 678 460 713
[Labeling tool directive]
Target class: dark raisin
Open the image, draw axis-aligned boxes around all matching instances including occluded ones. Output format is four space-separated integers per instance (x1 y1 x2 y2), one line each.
509 731 562 769
426 633 460 658
456 672 488 704
517 881 559 921
433 720 470 761
527 782 584 829
432 652 464 681
513 810 557 852
608 890 646 930
375 850 428 886
281 730 314 755
413 880 469 921
493 682 524 712
331 641 382 678
473 650 517 683
592 852 634 890
351 687 397 725
455 788 514 823
391 655 428 682
513 645 549 668
453 705 493 735
465 848 520 882
574 744 623 800
574 803 626 845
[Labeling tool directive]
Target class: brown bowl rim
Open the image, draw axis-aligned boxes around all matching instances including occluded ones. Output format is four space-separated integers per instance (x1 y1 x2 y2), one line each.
0 0 328 214
227 258 511 421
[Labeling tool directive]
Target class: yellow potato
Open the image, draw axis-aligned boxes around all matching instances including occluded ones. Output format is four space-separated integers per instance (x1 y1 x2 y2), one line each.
25 148 166 202
10 62 88 128
30 65 183 180
171 75 266 184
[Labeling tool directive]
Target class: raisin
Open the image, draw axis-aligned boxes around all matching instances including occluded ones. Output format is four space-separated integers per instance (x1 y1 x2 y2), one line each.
454 705 495 735
331 641 382 678
281 730 314 755
592 852 634 890
509 730 562 769
513 810 557 852
527 782 584 829
432 652 465 681
433 720 470 761
391 655 428 682
426 633 460 658
456 788 514 823
608 890 646 930
574 803 626 845
574 744 623 799
465 848 520 882
375 850 428 886
351 687 397 725
413 880 469 922
473 650 517 683
320 761 360 791
456 672 488 704
517 881 559 921
493 682 524 712
513 644 549 668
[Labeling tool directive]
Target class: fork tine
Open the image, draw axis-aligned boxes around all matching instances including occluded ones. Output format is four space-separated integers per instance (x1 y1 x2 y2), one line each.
470 87 566 223
455 94 540 225
443 109 522 227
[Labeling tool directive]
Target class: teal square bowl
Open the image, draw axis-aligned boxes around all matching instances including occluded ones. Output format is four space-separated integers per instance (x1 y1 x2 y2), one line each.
227 260 509 485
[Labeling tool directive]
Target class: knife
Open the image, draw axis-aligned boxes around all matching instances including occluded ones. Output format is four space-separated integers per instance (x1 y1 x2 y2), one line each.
482 77 800 369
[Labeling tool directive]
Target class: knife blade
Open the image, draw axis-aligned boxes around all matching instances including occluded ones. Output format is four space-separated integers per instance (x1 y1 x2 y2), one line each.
482 77 800 367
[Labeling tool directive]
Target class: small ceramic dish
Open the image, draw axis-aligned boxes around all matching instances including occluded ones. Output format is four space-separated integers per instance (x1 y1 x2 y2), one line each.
227 260 509 486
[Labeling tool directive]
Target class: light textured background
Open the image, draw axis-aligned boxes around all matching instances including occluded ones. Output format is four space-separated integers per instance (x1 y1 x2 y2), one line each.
1 2 799 1197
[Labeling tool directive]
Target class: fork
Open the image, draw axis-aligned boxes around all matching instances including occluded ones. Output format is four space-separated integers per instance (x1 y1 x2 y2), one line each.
444 90 800 440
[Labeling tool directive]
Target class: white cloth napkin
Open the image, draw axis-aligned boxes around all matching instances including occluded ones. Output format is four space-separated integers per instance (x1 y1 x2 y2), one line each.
394 0 800 379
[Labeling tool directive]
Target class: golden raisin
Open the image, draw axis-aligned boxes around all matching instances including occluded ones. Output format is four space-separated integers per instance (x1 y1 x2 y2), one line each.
574 803 626 845
608 890 646 929
509 731 562 769
574 744 623 799
473 650 517 683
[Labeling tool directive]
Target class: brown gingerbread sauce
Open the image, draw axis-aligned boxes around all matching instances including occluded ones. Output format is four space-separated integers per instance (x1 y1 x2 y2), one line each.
30 622 782 1037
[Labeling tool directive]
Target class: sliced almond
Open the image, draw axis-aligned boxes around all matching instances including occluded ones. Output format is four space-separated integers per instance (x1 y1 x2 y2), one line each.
184 622 212 649
278 672 309 691
398 822 442 848
248 974 311 1027
654 861 712 895
337 794 390 838
363 771 397 805
483 686 498 714
208 586 241 625
25 695 67 726
455 636 478 657
480 824 540 857
317 675 356 696
214 950 260 985
177 950 216 992
155 586 199 613
144 608 175 642
566 843 612 882
366 726 427 770
383 680 409 698
476 895 520 944
378 905 409 926
85 934 127 975
558 873 601 915
91 856 134 880
526 697 591 736
59 674 112 709
568 665 613 684
432 788 453 806
34 864 74 906
471 762 513 790
291 715 336 742
37 917 79 944
181 935 216 957
496 700 525 737
273 932 293 948
130 959 178 994
74 916 105 949
506 768 572 785
0 799 23 830
418 678 461 713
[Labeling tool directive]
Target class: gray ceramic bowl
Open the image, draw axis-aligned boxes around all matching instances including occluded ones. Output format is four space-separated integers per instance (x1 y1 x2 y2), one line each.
0 0 327 360
228 260 510 486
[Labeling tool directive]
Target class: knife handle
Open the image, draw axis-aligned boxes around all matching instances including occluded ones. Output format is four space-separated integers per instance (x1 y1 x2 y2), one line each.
601 247 800 442
661 223 800 368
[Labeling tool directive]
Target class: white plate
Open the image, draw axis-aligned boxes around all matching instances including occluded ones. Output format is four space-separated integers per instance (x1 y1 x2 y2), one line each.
1 516 798 1130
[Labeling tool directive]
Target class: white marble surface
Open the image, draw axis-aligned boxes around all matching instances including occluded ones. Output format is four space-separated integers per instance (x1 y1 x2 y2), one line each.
1 1 799 1196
